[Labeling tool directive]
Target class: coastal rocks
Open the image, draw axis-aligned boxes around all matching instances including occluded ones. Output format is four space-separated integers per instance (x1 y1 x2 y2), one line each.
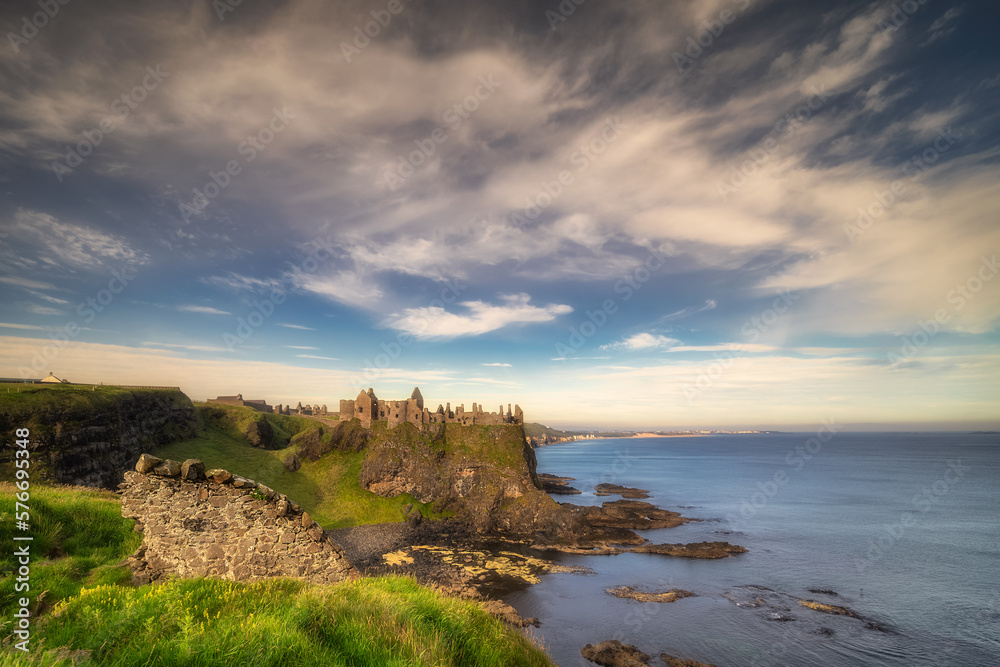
572 500 692 531
631 541 747 559
723 586 886 632
594 483 650 499
798 599 864 619
660 654 716 667
119 454 357 586
537 473 582 495
607 587 695 603
378 544 592 595
581 640 651 666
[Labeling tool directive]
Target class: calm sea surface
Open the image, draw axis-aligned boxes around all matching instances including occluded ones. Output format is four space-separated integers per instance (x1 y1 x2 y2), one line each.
504 433 1000 666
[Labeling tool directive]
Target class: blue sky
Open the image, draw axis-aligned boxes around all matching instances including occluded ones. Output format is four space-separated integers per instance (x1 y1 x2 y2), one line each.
1 0 998 430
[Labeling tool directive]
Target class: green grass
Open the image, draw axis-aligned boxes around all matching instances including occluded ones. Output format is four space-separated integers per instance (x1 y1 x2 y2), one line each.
0 384 185 415
0 483 141 618
1 576 553 666
150 422 444 529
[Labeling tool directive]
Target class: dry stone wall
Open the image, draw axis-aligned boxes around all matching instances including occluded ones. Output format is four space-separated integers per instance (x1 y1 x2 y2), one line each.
119 454 357 585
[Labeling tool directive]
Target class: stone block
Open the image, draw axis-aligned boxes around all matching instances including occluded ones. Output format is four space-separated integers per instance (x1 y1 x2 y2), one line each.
135 454 163 474
181 459 206 481
301 512 311 528
206 469 233 484
152 460 182 477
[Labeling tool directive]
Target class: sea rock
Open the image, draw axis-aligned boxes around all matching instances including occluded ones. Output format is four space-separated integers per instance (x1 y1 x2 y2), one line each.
581 640 651 666
594 483 650 499
661 654 716 667
607 587 695 603
631 541 747 558
135 454 162 474
537 473 582 495
798 600 864 619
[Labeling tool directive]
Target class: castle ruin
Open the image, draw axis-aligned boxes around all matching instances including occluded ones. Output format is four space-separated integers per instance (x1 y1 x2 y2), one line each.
340 387 523 429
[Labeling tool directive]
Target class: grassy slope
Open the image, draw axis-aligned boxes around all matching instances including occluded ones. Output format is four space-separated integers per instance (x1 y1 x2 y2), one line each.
0 383 188 417
0 483 141 618
2 576 552 667
151 405 442 529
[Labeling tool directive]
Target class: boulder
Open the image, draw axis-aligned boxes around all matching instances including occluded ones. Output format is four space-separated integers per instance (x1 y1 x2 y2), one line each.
206 469 233 484
180 459 206 481
151 459 182 477
135 453 163 474
581 640 650 666
283 452 301 472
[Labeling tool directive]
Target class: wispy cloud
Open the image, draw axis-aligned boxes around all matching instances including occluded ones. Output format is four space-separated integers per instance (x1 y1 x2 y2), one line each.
482 362 512 367
142 342 233 353
176 305 232 316
284 345 319 350
277 324 316 331
0 276 58 290
385 294 572 339
296 354 339 361
601 333 679 351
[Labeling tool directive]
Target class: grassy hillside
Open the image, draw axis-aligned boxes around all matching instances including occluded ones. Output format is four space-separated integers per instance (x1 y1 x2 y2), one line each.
522 422 582 440
152 404 444 529
0 484 553 666
2 576 552 667
0 483 141 618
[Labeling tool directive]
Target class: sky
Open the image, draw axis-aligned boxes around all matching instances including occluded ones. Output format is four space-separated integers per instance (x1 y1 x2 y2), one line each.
0 0 998 431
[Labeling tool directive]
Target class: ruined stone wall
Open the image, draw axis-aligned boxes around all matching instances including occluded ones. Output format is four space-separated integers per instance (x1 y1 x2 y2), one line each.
119 454 356 585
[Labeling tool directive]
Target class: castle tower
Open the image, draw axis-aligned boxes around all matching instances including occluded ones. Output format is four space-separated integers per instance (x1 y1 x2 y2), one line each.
410 387 424 411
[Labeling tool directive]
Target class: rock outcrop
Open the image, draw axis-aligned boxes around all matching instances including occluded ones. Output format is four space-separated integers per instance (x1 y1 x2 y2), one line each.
0 388 196 489
119 454 357 585
581 640 651 666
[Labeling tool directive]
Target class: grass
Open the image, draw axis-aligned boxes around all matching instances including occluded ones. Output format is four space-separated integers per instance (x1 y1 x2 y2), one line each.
150 420 444 529
1 576 553 666
0 483 141 619
0 384 185 416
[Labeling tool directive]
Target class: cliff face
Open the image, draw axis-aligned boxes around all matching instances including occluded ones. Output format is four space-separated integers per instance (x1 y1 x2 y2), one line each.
353 421 568 535
0 387 197 489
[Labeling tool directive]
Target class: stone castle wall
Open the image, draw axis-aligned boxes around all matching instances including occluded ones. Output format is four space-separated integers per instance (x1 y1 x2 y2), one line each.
119 454 356 585
342 387 523 428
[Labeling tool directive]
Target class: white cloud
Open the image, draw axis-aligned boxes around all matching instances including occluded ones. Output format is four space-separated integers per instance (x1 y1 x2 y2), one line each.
284 345 319 350
290 270 383 309
9 209 148 271
483 362 512 367
296 354 339 361
277 323 316 331
602 333 679 351
176 305 231 316
386 294 573 339
142 341 232 353
26 305 62 315
0 276 58 290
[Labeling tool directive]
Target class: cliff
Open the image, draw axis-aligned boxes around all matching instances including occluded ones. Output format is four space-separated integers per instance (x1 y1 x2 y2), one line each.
0 384 197 489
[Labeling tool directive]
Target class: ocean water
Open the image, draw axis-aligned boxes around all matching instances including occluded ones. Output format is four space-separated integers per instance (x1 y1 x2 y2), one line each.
504 433 1000 666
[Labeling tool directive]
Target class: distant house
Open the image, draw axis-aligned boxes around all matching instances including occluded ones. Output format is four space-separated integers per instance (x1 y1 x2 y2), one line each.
41 372 68 384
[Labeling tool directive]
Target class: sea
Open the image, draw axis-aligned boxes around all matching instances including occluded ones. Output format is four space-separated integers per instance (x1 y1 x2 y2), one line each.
503 432 1000 666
